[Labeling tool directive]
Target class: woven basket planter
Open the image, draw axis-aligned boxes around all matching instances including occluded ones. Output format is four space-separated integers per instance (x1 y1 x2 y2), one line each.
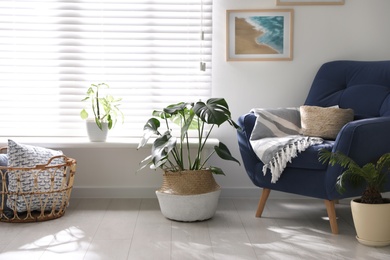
0 155 76 223
156 170 221 221
159 170 220 195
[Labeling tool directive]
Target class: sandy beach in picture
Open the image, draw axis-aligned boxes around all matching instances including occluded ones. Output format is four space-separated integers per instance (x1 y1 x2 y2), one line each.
234 17 278 55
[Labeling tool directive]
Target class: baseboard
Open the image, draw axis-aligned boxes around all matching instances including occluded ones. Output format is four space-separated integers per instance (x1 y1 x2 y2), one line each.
71 186 159 199
71 186 307 199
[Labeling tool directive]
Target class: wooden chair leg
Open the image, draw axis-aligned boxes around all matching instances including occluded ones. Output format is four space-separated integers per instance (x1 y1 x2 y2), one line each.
324 200 339 234
255 188 271 218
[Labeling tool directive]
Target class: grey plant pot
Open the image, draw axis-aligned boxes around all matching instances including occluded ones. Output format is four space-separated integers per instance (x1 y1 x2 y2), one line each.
86 120 108 142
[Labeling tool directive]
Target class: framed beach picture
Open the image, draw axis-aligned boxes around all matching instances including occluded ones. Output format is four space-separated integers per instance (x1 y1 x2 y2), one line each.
226 9 293 61
276 0 344 5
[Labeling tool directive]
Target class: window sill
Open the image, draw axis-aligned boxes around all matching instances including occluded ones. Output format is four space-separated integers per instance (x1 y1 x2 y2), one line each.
0 137 219 149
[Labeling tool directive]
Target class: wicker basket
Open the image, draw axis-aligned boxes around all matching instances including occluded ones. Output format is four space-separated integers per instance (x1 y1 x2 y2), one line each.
0 151 76 223
159 170 220 195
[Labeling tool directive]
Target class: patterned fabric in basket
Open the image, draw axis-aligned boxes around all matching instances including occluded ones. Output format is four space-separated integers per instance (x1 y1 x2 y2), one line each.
6 140 65 212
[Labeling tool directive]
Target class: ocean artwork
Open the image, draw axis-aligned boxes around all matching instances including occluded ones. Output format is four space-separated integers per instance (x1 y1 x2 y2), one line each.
247 16 284 54
227 9 292 61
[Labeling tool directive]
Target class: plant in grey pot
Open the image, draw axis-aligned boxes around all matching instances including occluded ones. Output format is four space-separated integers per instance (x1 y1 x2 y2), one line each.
137 98 241 221
80 83 124 142
320 149 390 247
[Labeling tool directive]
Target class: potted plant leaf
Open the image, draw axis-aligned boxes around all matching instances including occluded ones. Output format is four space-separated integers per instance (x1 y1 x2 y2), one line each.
80 83 124 142
137 98 241 221
319 149 390 246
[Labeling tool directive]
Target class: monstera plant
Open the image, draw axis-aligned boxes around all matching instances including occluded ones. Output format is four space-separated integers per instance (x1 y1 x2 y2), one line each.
138 98 241 175
137 98 241 222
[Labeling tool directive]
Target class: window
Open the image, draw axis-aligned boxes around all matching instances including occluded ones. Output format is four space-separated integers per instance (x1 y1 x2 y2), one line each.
0 0 212 138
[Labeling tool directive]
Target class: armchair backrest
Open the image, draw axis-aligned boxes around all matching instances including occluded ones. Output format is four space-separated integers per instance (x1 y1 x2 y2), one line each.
304 60 390 119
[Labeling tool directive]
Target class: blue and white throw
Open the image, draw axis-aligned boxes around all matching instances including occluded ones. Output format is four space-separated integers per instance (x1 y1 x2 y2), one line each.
249 108 323 183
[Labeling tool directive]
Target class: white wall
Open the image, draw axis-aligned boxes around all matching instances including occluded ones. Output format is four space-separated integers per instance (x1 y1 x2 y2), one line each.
12 0 389 199
208 0 390 197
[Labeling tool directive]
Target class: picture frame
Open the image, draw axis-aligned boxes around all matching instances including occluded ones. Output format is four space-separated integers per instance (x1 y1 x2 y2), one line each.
276 0 344 5
226 9 293 61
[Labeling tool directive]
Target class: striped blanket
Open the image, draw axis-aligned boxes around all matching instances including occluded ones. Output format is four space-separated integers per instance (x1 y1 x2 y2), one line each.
249 108 323 183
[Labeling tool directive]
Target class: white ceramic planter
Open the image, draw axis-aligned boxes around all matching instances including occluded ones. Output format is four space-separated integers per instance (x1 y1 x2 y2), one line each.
86 120 108 142
351 198 390 247
156 189 221 222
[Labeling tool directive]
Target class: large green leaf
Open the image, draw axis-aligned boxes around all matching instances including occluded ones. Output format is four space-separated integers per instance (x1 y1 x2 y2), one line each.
164 102 193 115
193 98 230 126
143 118 160 132
151 133 177 168
152 109 171 119
214 142 241 165
137 118 160 149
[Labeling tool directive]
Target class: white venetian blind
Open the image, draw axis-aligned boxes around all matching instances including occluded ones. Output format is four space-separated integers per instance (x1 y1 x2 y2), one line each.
0 0 212 138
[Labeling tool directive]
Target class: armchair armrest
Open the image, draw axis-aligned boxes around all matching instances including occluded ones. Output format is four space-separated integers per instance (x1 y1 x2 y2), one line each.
333 116 390 164
325 117 390 198
237 113 262 183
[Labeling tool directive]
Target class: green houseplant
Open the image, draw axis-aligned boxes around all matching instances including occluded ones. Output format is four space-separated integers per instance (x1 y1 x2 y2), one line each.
138 98 240 174
319 149 390 246
137 98 241 221
80 83 124 130
80 83 124 141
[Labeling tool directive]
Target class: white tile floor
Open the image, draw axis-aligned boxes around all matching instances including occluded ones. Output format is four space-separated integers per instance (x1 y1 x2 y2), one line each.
0 198 389 260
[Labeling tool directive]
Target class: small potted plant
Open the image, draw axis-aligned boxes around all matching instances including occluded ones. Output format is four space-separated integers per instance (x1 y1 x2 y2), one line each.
80 83 124 142
319 149 390 246
137 98 241 221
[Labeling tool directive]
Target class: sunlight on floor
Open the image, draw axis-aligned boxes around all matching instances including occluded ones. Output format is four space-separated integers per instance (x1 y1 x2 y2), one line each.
279 202 322 210
0 198 388 259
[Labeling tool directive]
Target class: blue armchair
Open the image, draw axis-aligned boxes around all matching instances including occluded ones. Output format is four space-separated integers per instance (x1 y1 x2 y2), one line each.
237 60 390 234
